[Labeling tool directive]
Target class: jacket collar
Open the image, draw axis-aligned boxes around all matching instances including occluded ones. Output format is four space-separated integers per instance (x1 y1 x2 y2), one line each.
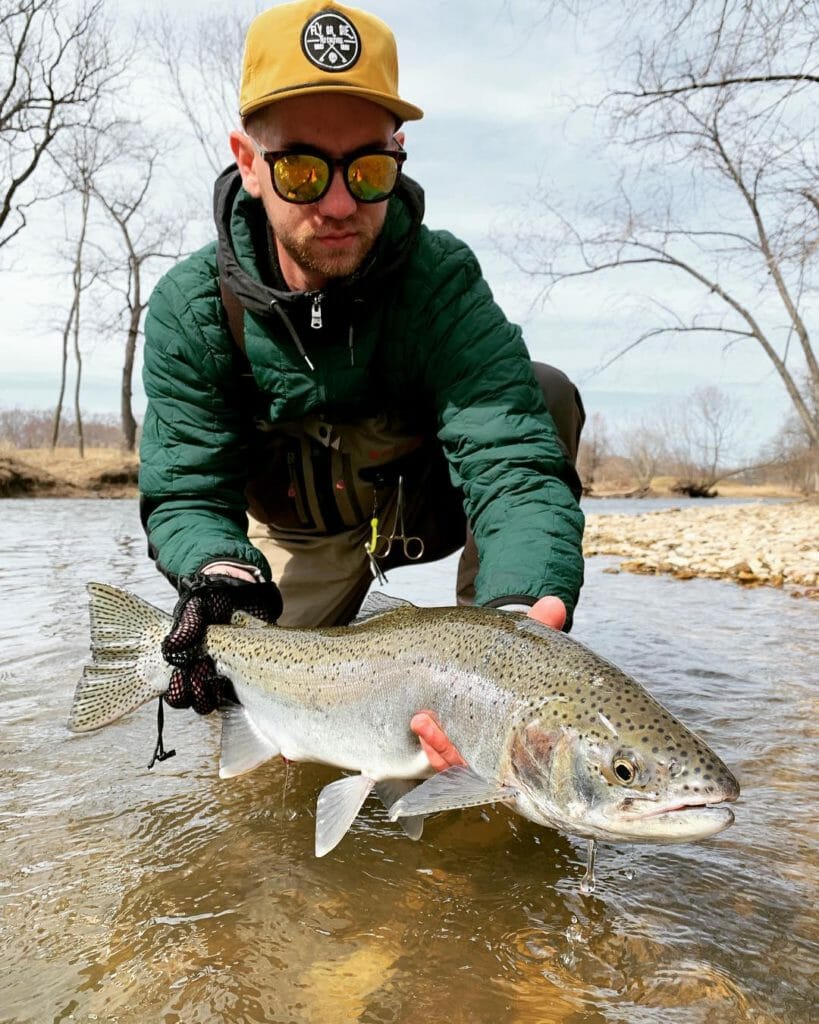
214 164 425 319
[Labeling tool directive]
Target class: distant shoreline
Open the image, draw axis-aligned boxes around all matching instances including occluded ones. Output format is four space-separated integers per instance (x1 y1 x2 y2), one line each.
1 447 803 503
0 448 139 499
2 447 815 599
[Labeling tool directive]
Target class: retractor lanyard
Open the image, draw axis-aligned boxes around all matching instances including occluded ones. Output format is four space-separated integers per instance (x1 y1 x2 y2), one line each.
147 698 176 770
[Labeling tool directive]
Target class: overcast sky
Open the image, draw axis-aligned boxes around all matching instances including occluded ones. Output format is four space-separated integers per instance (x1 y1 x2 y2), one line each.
0 0 800 454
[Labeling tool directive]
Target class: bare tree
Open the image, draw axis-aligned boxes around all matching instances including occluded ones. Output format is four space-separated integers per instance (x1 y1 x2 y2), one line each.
609 0 819 104
619 417 667 492
149 6 253 180
766 381 819 493
53 179 94 454
509 0 819 460
0 407 120 447
665 386 749 496
0 0 125 250
92 135 186 451
576 411 610 491
52 260 78 447
51 118 119 451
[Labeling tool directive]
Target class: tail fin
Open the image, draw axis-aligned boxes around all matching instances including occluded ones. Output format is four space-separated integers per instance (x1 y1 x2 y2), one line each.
69 583 173 733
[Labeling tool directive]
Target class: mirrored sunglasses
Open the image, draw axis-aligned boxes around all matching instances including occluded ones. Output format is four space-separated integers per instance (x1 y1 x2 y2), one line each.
252 141 407 205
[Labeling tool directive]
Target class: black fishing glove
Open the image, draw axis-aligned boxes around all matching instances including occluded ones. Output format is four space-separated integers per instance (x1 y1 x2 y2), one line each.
161 573 283 714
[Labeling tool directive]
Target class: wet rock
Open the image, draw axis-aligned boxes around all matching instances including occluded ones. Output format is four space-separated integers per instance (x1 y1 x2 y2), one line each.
584 502 819 597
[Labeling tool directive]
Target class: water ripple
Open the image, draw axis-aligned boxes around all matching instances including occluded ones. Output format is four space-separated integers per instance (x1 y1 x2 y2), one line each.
1 499 817 1024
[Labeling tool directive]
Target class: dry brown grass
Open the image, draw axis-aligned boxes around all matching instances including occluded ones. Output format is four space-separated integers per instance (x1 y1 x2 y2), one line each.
0 446 138 497
16 447 137 486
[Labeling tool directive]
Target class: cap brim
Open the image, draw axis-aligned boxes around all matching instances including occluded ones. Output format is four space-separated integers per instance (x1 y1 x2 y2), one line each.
241 84 423 123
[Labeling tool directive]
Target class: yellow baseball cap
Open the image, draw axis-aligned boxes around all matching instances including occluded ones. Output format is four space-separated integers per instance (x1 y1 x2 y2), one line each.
239 1 424 123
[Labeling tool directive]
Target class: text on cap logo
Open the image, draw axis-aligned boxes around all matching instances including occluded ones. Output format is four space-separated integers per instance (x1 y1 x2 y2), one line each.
301 11 361 73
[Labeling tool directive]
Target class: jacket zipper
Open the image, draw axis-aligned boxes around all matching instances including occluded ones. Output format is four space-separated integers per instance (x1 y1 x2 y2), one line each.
310 293 323 329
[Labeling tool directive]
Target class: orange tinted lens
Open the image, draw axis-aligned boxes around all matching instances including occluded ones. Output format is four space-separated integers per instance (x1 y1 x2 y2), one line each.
347 154 398 201
273 154 329 202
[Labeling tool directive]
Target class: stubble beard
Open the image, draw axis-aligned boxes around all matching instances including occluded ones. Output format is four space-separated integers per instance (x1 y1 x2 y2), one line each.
278 222 379 282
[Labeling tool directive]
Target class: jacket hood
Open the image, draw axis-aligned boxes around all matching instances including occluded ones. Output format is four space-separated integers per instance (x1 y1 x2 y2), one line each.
213 164 425 318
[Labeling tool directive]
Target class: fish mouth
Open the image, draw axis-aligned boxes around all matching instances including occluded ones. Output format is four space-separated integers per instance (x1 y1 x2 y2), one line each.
609 797 736 843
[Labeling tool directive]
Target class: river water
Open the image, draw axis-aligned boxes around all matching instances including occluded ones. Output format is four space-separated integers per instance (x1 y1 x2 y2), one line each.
1 498 816 1024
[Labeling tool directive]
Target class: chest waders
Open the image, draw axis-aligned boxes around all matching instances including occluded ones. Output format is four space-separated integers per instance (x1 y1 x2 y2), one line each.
219 278 585 626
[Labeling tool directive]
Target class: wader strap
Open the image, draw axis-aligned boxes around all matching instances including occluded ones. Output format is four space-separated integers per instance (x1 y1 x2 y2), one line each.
220 277 246 352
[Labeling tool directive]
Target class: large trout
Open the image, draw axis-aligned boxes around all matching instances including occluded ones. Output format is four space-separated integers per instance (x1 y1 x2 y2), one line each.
69 584 739 865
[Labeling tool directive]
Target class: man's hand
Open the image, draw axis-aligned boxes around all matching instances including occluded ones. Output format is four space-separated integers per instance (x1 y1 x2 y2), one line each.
410 711 467 771
162 570 282 714
410 597 567 771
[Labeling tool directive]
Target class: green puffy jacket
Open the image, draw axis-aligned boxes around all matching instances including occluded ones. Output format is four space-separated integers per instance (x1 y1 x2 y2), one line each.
140 168 584 616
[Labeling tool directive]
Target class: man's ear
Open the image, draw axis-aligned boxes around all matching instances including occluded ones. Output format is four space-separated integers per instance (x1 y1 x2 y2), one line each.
394 129 406 148
230 131 263 198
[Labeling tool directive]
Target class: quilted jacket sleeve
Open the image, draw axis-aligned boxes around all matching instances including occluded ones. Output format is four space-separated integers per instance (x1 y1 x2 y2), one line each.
411 234 584 622
139 259 270 584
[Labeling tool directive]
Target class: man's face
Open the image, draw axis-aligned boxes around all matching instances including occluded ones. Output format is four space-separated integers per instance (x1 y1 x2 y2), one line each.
233 94 402 292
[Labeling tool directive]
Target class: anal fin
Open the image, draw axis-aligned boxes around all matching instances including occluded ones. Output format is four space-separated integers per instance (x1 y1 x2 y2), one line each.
388 765 517 821
219 703 279 779
315 774 375 857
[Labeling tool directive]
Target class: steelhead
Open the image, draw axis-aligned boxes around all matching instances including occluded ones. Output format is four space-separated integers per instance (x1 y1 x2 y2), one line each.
70 584 739 863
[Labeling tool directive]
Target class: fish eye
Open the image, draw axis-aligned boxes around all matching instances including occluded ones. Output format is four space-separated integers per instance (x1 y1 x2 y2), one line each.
612 756 638 785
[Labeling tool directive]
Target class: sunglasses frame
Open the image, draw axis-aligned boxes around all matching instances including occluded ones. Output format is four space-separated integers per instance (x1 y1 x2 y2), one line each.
251 137 407 205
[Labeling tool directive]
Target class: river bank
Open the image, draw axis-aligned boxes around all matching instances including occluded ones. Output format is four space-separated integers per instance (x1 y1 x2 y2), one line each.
0 447 138 498
2 448 816 597
584 501 818 598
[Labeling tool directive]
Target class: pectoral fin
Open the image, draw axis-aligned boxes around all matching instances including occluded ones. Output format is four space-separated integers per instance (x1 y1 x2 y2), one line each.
218 703 280 779
374 780 425 841
315 775 376 858
387 766 517 822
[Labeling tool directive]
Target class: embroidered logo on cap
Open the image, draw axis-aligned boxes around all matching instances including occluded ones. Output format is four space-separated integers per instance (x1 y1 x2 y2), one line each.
301 11 361 73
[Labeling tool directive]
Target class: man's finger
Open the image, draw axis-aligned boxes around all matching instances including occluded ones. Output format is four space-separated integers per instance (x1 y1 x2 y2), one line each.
165 668 192 708
162 596 207 664
410 710 467 771
527 596 566 630
189 657 220 715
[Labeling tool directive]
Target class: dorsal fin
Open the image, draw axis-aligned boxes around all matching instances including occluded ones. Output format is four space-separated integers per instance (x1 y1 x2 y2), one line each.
352 592 416 624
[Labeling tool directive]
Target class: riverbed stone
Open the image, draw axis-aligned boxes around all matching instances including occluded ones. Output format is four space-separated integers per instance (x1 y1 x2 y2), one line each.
583 502 818 598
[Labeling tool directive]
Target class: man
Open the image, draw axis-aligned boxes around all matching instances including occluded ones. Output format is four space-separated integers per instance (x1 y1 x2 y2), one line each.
140 0 585 770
